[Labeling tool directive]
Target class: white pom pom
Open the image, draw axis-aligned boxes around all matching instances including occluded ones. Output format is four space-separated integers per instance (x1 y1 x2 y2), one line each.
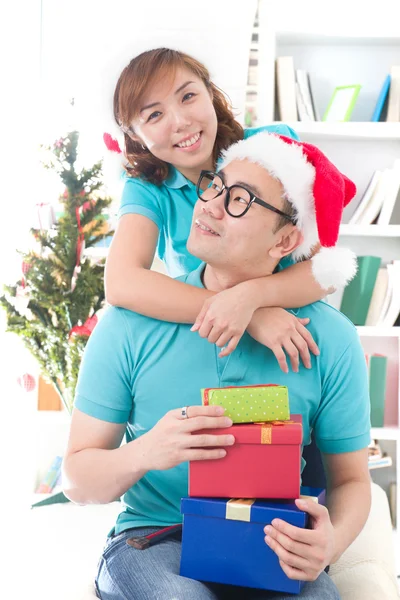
102 151 125 200
311 246 358 290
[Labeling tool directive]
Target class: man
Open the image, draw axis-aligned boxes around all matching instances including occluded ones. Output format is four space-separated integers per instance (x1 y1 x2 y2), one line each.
63 132 371 600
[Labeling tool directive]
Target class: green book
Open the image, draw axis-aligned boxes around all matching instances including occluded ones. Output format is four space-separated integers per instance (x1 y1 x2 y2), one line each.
340 256 381 325
369 355 388 427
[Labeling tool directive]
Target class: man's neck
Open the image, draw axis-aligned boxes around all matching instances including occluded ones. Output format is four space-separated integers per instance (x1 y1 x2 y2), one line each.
202 263 275 292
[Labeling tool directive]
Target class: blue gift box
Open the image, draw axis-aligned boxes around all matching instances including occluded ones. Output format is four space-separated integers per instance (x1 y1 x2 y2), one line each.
180 487 326 595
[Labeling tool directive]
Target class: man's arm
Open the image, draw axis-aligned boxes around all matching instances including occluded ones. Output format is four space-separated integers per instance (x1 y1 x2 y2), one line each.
322 448 371 563
63 408 149 505
63 307 143 505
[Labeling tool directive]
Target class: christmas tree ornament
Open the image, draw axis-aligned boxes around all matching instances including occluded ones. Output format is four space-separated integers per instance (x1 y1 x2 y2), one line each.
35 202 56 231
69 314 98 339
17 373 36 393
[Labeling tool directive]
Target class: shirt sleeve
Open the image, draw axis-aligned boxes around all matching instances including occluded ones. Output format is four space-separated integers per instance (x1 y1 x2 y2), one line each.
313 331 371 454
119 177 164 231
74 308 134 423
271 124 300 141
247 124 300 142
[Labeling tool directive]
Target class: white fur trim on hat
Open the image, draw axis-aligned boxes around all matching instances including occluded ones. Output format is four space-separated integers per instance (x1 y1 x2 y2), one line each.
220 132 319 259
311 246 358 290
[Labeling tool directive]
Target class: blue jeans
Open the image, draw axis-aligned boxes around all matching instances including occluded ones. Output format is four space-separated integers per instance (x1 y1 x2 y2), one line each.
95 526 341 600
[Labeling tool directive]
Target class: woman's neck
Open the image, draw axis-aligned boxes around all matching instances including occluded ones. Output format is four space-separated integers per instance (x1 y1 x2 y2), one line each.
176 155 215 185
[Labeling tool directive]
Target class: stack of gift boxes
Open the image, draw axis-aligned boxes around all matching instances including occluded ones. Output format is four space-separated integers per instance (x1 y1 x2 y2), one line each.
180 384 325 595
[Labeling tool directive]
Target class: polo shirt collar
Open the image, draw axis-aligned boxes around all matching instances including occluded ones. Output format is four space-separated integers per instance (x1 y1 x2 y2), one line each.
185 262 206 288
164 166 193 189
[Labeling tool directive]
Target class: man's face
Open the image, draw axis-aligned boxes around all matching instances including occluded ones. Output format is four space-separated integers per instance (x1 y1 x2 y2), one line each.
187 159 295 271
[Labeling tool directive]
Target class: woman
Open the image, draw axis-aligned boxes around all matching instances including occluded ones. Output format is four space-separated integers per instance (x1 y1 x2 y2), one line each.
104 47 335 372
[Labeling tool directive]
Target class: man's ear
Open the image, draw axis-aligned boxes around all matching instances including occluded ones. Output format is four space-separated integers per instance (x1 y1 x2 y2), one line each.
269 226 304 260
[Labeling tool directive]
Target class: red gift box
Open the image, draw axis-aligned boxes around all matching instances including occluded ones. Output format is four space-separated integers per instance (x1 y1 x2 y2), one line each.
189 414 302 499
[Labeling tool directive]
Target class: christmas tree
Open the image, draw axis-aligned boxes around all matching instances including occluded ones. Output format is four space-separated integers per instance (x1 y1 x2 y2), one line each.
0 131 114 414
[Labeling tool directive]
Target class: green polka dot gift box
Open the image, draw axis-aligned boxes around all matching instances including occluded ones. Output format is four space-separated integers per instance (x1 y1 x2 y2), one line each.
201 384 290 424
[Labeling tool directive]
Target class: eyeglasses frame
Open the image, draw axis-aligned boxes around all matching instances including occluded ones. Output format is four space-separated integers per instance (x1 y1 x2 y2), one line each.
196 169 297 223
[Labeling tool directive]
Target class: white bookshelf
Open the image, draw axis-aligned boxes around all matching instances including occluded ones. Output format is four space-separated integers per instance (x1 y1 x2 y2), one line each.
340 225 400 238
249 6 400 573
279 122 400 140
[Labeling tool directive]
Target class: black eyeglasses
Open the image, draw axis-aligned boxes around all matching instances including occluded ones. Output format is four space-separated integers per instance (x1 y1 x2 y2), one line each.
196 170 296 222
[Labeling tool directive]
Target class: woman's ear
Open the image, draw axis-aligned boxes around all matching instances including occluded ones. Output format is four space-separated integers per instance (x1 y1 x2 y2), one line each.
269 226 304 260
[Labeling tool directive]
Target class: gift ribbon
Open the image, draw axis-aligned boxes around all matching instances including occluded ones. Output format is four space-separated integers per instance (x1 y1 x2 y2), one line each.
299 494 319 504
225 498 255 522
257 420 299 444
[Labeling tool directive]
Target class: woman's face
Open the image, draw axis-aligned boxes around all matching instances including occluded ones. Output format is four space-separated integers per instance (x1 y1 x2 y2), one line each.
130 67 218 182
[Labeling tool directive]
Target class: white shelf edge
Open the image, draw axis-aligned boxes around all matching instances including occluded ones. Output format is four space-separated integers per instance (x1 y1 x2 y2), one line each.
370 427 400 441
356 326 400 337
275 31 400 46
274 121 400 140
339 225 400 237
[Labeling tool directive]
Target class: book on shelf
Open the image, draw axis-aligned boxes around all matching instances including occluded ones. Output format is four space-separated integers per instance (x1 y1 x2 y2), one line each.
348 171 382 225
386 65 400 122
340 255 381 325
368 439 392 470
366 355 388 427
371 75 390 122
365 268 389 326
351 259 400 327
379 261 400 327
377 160 400 225
275 56 298 121
295 69 317 121
389 481 397 528
348 161 400 226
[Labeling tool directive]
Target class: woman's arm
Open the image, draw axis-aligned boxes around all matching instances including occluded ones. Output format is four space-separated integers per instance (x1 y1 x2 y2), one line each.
239 253 333 311
105 214 213 323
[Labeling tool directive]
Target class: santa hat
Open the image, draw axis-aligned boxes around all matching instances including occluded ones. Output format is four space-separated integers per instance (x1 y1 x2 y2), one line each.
220 132 357 289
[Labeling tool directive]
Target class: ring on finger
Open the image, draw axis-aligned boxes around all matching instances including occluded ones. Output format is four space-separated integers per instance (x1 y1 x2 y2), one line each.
181 406 190 419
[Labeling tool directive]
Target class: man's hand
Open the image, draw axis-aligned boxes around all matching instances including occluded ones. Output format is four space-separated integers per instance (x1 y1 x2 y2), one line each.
263 498 336 581
191 284 257 357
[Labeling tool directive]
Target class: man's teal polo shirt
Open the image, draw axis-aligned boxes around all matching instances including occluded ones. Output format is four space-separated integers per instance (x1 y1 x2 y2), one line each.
74 263 371 534
119 125 300 277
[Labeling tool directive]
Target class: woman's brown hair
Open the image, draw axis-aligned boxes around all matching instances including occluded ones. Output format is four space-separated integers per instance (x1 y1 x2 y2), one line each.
113 48 244 185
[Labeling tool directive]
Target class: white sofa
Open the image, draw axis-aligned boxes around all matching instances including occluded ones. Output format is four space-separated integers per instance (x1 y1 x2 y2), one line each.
26 482 399 600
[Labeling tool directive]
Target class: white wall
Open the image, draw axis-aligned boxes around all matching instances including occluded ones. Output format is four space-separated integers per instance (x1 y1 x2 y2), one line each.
40 0 258 149
265 0 400 36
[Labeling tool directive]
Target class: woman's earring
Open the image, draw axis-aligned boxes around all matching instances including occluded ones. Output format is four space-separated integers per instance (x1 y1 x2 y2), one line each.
141 144 146 151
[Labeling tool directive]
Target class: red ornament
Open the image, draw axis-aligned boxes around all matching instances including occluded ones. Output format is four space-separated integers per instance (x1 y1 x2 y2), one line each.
21 261 31 277
82 200 95 212
69 314 98 339
17 373 36 392
103 132 122 154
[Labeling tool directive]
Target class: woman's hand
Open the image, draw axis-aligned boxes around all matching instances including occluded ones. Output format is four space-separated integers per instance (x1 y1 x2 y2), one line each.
191 285 257 357
140 405 234 471
247 307 319 373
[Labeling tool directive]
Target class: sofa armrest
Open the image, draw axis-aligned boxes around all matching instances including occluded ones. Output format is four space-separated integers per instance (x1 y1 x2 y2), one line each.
329 482 399 600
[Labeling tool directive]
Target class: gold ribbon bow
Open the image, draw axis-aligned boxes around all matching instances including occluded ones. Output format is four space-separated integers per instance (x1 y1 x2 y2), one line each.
255 420 298 444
